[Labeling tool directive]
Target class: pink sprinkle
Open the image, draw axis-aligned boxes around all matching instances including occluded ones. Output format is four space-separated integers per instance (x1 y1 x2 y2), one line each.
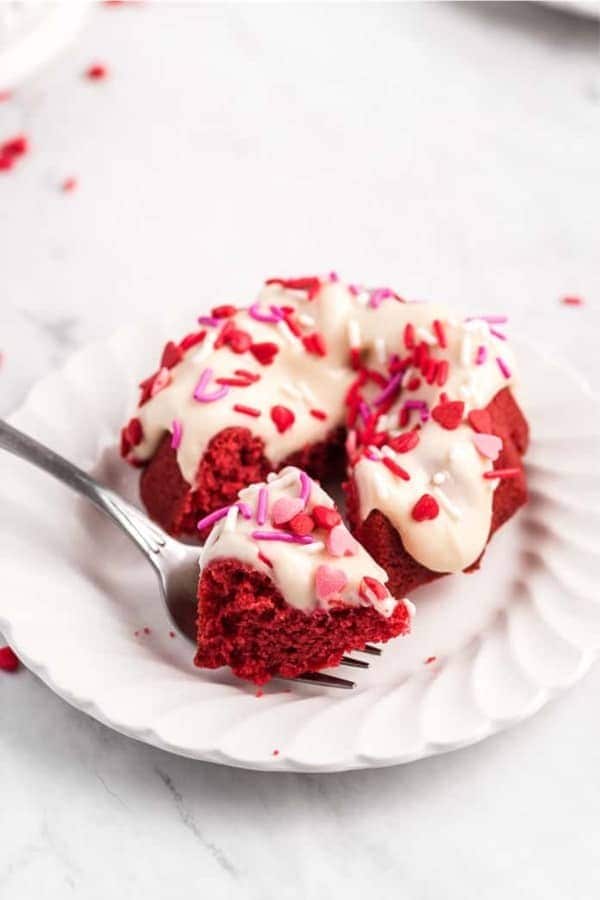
496 356 511 379
369 287 393 308
236 501 253 519
170 419 183 449
193 368 212 398
251 531 314 544
197 315 220 327
256 486 269 525
475 345 487 365
197 505 231 531
249 301 284 323
466 315 508 324
193 367 229 402
299 471 312 506
328 271 339 282
373 373 403 407
403 399 429 421
561 295 584 306
489 328 506 341
348 284 362 296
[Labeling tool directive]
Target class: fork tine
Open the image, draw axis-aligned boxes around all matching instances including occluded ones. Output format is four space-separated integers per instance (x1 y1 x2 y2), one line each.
290 671 356 689
358 644 382 656
340 655 369 669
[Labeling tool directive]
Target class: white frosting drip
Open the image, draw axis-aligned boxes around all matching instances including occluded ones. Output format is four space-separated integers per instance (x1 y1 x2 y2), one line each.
132 279 518 574
200 467 407 616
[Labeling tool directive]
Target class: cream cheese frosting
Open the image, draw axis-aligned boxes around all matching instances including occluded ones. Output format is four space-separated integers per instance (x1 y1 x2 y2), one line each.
130 276 518 575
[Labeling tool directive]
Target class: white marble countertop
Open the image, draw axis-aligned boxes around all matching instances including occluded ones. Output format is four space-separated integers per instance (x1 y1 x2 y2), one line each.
1 3 599 897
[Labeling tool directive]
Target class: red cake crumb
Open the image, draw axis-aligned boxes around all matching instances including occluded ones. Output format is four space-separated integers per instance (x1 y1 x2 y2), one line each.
272 749 280 756
86 63 108 80
61 176 78 192
424 656 437 665
561 296 584 306
0 646 19 672
345 387 529 598
196 559 410 685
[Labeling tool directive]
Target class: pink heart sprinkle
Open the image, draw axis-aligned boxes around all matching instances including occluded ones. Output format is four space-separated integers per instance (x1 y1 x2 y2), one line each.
473 432 503 461
271 496 305 525
315 564 348 601
327 523 360 558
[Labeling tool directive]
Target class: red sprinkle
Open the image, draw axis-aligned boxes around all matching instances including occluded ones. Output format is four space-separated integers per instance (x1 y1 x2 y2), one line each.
120 417 143 455
431 400 464 430
0 646 19 672
257 551 273 568
179 331 206 352
1 134 28 157
272 749 280 756
403 323 415 349
160 340 183 369
411 494 440 522
86 63 108 80
217 377 253 387
359 576 388 602
0 90 11 103
436 359 449 387
169 631 175 638
302 332 327 357
406 376 422 391
227 329 252 354
424 358 438 385
388 430 419 453
270 405 295 433
312 505 341 530
468 409 492 433
250 342 279 366
288 513 315 535
265 276 321 300
233 403 261 417
483 468 521 480
561 296 584 306
432 319 447 348
256 689 264 698
211 304 237 318
61 176 78 192
310 409 327 421
425 656 437 665
234 369 261 383
382 457 411 481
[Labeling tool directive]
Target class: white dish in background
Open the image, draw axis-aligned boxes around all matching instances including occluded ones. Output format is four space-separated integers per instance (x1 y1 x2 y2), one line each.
0 312 599 772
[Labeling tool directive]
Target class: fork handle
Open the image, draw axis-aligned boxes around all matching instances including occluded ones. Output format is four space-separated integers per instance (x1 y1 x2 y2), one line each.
0 419 161 557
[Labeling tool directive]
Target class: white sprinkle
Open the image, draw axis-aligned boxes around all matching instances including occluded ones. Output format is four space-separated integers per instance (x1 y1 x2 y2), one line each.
432 471 447 485
297 313 315 327
416 326 437 345
433 487 462 520
348 319 361 349
460 334 472 367
378 413 390 431
403 597 417 617
277 320 302 352
224 505 239 532
374 336 387 364
280 381 302 401
298 380 318 407
299 540 326 554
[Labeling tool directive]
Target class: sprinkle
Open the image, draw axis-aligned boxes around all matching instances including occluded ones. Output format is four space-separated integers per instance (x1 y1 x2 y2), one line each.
273 749 280 756
224 505 239 532
312 506 342 530
271 405 295 433
250 342 279 366
169 631 176 638
359 401 371 424
197 505 231 531
212 305 237 318
329 271 339 282
373 372 403 407
436 359 449 386
179 331 207 352
424 358 438 385
170 419 183 449
217 377 253 387
483 467 521 480
416 326 436 345
257 551 273 568
86 63 107 80
466 315 508 324
150 367 171 398
233 403 261 417
388 430 419 453
299 471 312 505
256 690 264 698
561 296 584 306
197 315 220 327
496 356 511 379
0 90 12 103
374 337 387 364
425 656 437 665
61 176 78 192
0 646 19 672
234 369 261 383
256 486 269 525
249 301 284 323
348 320 361 349
489 328 506 341
194 367 229 402
310 409 327 421
432 319 447 348
475 345 487 365
365 447 381 461
369 287 393 308
236 502 253 519
251 531 314 544
433 487 462 520
289 512 315 535
403 323 415 349
382 456 411 481
411 494 439 522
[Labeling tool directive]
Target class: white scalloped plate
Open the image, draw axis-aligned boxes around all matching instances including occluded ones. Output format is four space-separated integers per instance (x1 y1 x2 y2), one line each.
1 314 599 772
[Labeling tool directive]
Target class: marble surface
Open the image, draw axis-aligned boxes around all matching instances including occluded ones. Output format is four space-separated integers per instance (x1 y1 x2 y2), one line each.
1 3 599 897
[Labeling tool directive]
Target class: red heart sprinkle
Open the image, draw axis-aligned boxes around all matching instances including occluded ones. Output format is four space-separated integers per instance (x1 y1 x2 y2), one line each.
227 329 252 354
288 513 315 535
312 505 342 530
388 430 420 453
467 408 492 434
359 576 388 603
0 646 19 672
138 370 159 406
411 494 440 522
431 401 464 430
211 304 237 318
270 405 295 433
302 332 327 356
179 331 206 352
250 342 279 366
160 341 183 369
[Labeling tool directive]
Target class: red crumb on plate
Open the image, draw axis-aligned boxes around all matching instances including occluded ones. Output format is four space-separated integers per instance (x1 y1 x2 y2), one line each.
0 646 19 672
424 656 437 665
255 689 264 698
272 749 280 756
86 63 108 80
61 177 78 192
561 296 584 306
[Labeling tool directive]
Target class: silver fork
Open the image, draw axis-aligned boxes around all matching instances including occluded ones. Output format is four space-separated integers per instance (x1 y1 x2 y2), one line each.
0 419 381 689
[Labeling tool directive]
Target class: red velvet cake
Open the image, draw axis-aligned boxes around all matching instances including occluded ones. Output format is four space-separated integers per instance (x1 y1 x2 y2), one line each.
195 467 413 684
121 275 529 681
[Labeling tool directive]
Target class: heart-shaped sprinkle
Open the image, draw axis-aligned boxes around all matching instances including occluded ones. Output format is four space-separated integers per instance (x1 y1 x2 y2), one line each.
160 340 184 369
270 405 295 433
250 342 279 366
312 505 342 530
473 432 503 460
288 512 315 535
388 430 420 453
227 329 252 354
467 408 492 434
150 366 172 398
431 401 464 430
327 524 360 557
121 417 144 456
271 496 305 525
358 576 388 603
315 564 348 601
411 494 440 522
0 646 19 672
